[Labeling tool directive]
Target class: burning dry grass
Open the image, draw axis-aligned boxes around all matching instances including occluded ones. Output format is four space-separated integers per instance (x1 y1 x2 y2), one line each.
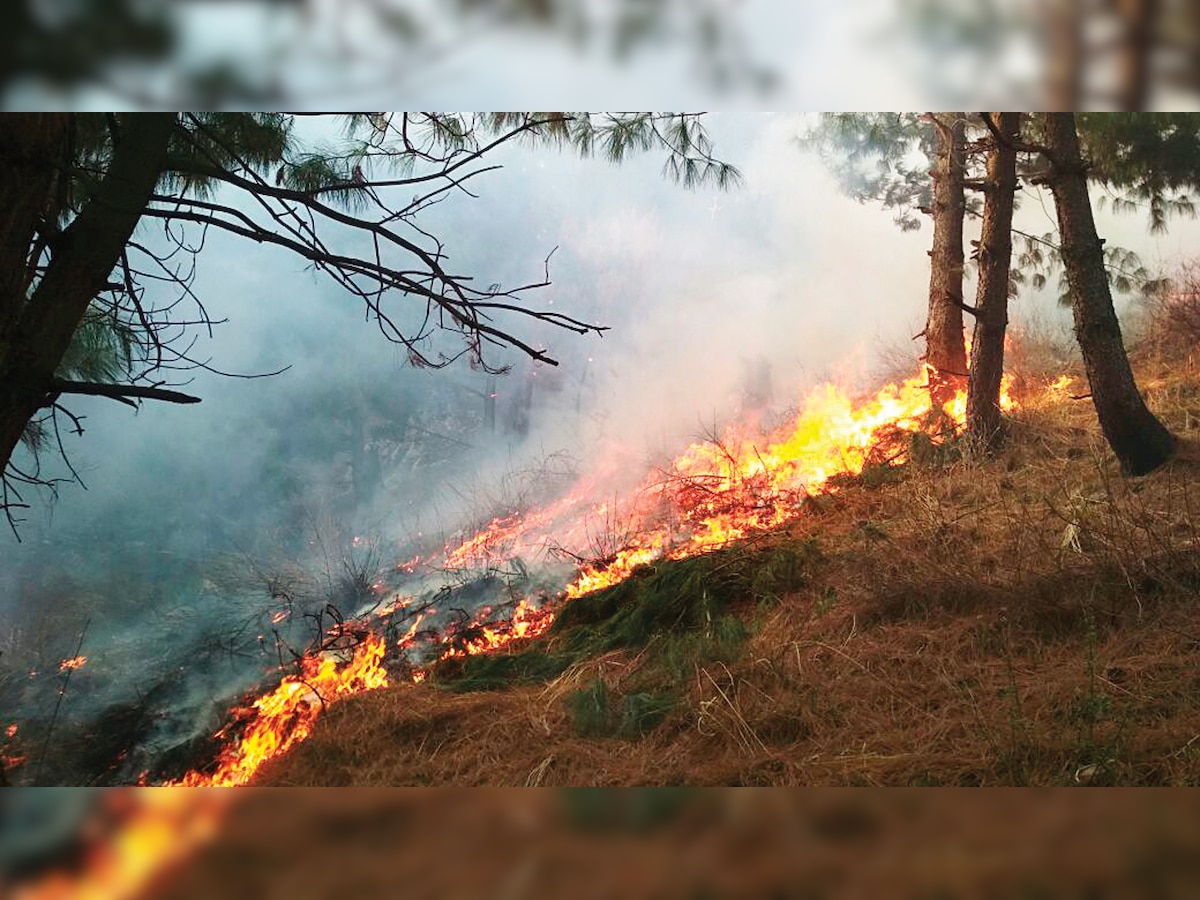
256 347 1200 788
12 336 1200 900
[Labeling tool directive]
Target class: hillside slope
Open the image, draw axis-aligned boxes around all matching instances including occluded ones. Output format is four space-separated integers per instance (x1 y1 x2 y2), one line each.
255 341 1200 788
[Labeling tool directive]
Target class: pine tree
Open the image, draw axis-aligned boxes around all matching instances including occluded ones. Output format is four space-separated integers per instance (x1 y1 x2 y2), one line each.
1038 112 1176 475
965 113 1022 450
0 112 737 533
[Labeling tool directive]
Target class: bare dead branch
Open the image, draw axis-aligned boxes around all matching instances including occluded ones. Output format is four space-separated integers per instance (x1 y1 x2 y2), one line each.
50 378 202 405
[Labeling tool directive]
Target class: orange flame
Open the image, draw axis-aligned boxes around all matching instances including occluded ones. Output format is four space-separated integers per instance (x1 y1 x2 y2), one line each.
560 364 1015 596
12 791 232 900
16 354 1040 900
58 655 87 672
169 633 388 787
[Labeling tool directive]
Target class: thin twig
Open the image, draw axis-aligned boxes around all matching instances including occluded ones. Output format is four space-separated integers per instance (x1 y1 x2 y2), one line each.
34 617 91 785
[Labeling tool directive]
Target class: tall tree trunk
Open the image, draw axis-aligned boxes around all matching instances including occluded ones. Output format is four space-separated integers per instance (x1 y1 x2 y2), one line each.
0 113 176 478
1045 0 1086 109
1041 112 1175 475
0 115 69 342
924 114 968 407
966 113 1022 450
1115 0 1159 110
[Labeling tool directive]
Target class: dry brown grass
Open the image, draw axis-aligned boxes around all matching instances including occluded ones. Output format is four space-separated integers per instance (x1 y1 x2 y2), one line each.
152 790 1200 900
255 339 1200 789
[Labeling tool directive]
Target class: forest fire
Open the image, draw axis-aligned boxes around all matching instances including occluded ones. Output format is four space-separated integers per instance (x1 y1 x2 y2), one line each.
561 363 1015 596
8 360 1023 900
191 361 1013 789
57 656 87 672
167 633 388 787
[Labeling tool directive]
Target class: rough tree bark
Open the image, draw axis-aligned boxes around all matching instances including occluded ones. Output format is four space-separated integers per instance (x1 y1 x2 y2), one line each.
1045 0 1086 109
966 112 1021 450
0 115 69 348
1041 112 1176 475
1115 0 1160 110
0 113 177 479
923 113 969 406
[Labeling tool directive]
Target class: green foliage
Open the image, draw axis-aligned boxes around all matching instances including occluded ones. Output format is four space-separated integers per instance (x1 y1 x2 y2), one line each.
164 113 292 199
1077 114 1200 235
908 429 963 470
565 679 676 740
617 692 676 738
56 306 136 383
434 650 576 692
1011 229 1164 307
21 305 137 453
660 615 748 683
801 113 934 231
553 541 814 655
347 113 743 192
566 678 611 737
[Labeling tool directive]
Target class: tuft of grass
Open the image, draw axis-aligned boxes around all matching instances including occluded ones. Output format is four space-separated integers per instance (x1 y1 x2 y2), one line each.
565 678 611 737
434 650 576 692
617 693 677 739
661 616 748 683
554 541 816 656
564 679 677 741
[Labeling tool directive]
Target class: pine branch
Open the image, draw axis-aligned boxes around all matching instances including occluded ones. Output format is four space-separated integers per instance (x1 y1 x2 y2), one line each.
49 378 202 406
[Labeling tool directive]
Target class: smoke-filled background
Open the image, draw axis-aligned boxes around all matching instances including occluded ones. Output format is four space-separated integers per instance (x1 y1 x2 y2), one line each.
3 112 1200 795
4 1 1200 110
0 115 940 789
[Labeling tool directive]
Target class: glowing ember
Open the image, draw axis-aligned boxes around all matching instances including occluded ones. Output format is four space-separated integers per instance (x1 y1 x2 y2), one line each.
378 594 415 618
395 554 424 573
58 655 87 672
396 612 429 646
170 633 388 787
5 723 16 738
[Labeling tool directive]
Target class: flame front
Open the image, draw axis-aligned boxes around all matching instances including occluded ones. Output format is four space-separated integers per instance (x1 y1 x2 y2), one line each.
170 362 1014 783
560 364 1014 595
169 633 388 787
19 357 1032 900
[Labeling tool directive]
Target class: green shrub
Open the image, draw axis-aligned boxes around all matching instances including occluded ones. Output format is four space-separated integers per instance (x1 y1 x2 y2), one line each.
566 678 611 737
618 692 676 738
